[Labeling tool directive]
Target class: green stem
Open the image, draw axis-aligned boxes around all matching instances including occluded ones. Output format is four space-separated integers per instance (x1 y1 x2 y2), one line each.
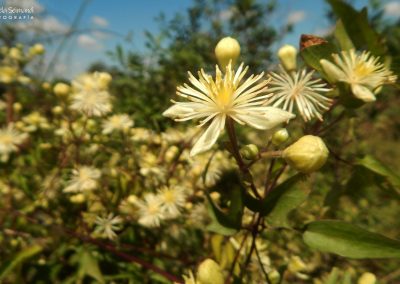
226 118 261 199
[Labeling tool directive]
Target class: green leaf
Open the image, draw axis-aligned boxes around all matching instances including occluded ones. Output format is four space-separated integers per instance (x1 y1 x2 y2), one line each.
0 245 43 281
206 172 244 235
334 19 354 51
303 220 400 258
356 155 400 189
263 174 309 227
324 267 339 284
327 0 386 56
300 41 337 75
78 250 105 284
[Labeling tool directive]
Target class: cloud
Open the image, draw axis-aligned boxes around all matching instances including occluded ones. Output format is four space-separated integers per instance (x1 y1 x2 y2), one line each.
314 26 334 37
218 8 234 21
384 1 400 17
91 16 109 27
287 10 306 25
14 16 68 34
77 34 102 50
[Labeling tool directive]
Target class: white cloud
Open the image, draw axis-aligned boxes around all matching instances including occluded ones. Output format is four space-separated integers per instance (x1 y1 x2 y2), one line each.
91 16 109 27
314 26 334 37
14 15 68 34
218 8 234 21
287 10 306 25
77 34 102 50
384 1 400 17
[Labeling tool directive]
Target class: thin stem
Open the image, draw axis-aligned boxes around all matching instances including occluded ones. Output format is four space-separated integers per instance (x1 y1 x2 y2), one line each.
225 232 250 284
226 118 262 199
5 87 14 124
254 243 272 284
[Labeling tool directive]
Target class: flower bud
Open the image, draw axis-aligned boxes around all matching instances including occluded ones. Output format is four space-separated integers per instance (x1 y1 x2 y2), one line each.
278 45 297 71
29 43 45 56
165 145 179 163
240 144 259 160
13 102 22 112
358 272 376 284
271 128 289 146
53 82 70 97
52 106 63 115
215 37 241 69
9 47 22 61
196 258 224 284
269 269 281 284
69 194 86 204
283 135 329 173
42 82 51 90
320 59 343 83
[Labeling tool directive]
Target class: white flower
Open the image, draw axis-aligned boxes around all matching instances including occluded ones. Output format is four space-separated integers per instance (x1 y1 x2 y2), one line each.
94 213 123 240
0 124 27 161
63 166 101 193
157 186 186 218
134 193 165 227
70 72 112 116
163 62 295 156
320 49 397 102
102 114 134 134
267 66 332 121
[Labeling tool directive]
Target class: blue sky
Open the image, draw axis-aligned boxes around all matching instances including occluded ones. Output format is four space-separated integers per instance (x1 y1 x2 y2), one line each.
3 0 399 78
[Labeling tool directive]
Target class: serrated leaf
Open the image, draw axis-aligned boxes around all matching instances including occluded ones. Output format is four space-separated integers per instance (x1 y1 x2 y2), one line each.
0 245 43 281
303 220 400 258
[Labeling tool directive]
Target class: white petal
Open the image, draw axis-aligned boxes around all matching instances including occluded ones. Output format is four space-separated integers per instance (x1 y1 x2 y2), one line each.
320 59 346 82
162 104 193 118
233 107 295 130
351 84 376 102
190 115 225 156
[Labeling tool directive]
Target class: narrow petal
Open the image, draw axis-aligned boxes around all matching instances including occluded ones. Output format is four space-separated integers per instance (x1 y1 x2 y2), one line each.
233 107 295 130
351 84 376 102
190 115 225 156
162 104 193 118
320 59 346 82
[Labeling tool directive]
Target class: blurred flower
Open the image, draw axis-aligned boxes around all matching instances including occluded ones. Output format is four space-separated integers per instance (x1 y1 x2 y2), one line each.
358 272 376 284
134 193 165 227
102 114 134 134
267 66 332 121
94 213 123 240
63 166 101 193
53 82 70 97
320 49 397 102
70 72 112 116
21 111 50 132
163 62 294 156
0 124 28 161
0 66 19 83
157 186 186 218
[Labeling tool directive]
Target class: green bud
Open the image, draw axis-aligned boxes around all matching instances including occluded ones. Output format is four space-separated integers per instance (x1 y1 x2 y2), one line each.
278 44 297 71
358 272 376 284
283 135 329 173
240 144 259 160
215 37 241 69
196 258 224 284
271 128 289 146
269 269 281 284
